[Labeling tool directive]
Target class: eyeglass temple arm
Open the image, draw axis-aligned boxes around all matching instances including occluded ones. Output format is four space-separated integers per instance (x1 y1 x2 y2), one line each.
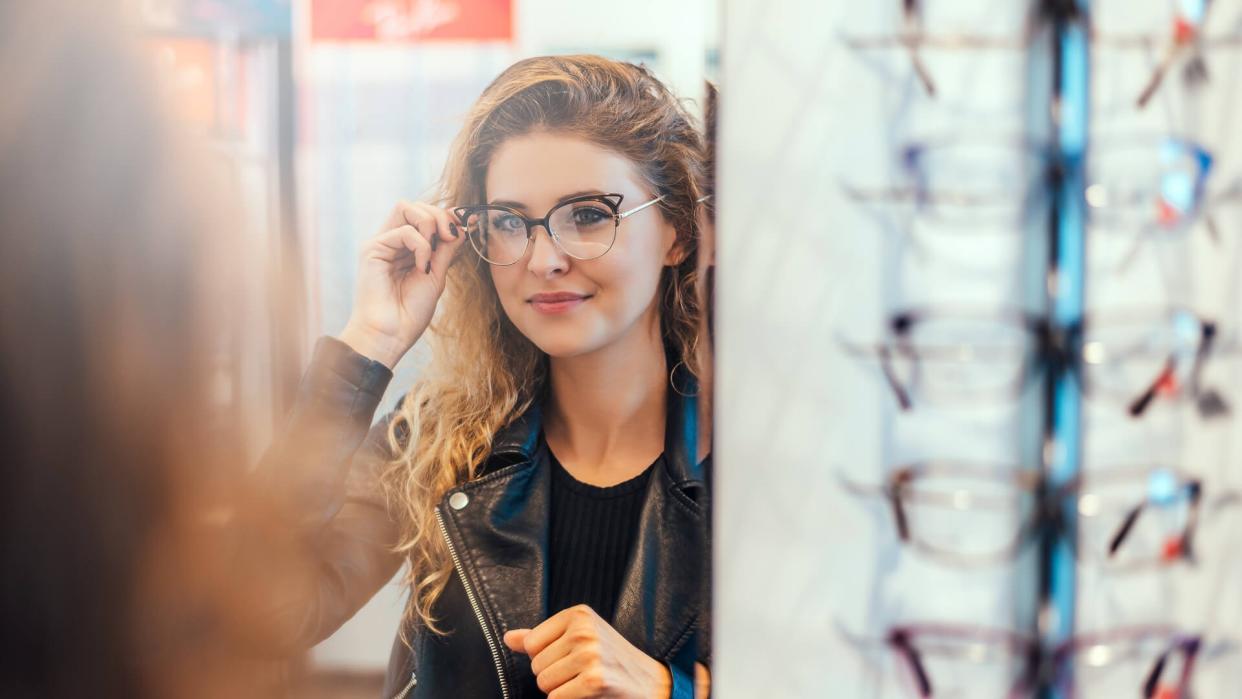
836 468 920 546
616 195 665 220
1127 357 1175 417
835 332 913 410
1136 3 1217 109
1125 319 1217 416
1107 502 1146 558
1107 482 1203 562
1107 504 1192 563
891 631 933 697
1136 50 1177 109
1142 637 1203 699
878 345 914 410
1142 648 1172 698
1189 323 1231 417
897 0 936 97
1189 322 1216 393
1182 482 1204 564
889 475 913 541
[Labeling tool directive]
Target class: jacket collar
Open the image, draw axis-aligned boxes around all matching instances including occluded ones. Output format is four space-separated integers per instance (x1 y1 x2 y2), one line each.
486 398 544 459
484 359 703 486
440 364 706 692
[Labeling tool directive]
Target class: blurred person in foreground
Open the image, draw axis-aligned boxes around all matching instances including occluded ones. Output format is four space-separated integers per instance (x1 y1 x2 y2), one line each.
0 3 287 697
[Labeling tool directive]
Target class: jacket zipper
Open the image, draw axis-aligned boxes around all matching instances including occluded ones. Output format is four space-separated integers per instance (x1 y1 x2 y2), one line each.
434 506 511 699
391 671 417 699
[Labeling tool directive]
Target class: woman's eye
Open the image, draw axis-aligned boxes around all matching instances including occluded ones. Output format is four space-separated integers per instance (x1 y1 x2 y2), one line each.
491 213 525 234
571 207 611 227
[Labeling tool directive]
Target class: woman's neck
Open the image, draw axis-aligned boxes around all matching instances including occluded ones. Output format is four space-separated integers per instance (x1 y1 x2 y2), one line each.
542 315 668 487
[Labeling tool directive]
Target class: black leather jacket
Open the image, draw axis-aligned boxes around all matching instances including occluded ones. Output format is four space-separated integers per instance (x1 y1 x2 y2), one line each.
255 338 710 698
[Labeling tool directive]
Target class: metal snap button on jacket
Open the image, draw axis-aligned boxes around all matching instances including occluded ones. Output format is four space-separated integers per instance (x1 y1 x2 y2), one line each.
448 491 469 510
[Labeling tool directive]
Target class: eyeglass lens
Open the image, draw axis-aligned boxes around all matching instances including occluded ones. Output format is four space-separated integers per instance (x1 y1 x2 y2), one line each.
463 199 617 265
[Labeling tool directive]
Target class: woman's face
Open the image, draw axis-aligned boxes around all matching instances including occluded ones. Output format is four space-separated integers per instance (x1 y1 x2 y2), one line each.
484 131 681 358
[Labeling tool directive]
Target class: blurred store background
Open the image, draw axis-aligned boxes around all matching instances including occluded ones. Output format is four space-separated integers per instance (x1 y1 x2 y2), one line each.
134 0 717 691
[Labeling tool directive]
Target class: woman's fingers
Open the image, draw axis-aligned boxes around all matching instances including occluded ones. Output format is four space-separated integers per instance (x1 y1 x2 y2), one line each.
398 207 437 273
545 672 599 699
518 606 581 658
503 629 529 653
370 224 430 271
395 202 463 274
528 632 575 676
428 218 467 277
505 628 578 695
380 199 424 234
426 206 457 245
533 649 591 695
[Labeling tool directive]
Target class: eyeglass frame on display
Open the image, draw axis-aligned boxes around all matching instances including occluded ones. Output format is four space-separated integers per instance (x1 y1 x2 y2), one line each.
837 307 1229 419
837 460 1241 568
839 620 1234 698
840 0 1079 99
1082 136 1240 269
840 0 1239 110
840 135 1240 272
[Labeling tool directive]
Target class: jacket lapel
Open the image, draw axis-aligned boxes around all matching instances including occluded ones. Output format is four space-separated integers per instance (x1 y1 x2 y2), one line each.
611 368 707 661
438 402 550 688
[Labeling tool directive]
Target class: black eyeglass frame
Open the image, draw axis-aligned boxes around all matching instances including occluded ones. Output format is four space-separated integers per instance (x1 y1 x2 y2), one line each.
452 193 665 266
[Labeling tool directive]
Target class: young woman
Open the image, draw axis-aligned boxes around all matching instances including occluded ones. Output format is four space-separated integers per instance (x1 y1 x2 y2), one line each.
257 55 713 698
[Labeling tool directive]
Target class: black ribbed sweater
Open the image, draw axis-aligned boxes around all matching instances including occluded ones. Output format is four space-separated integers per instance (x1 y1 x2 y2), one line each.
547 448 657 623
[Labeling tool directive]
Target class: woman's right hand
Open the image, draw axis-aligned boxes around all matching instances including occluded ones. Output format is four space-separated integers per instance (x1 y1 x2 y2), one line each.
338 201 468 369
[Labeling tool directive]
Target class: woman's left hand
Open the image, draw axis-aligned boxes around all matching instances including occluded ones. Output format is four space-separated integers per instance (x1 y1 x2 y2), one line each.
503 604 671 699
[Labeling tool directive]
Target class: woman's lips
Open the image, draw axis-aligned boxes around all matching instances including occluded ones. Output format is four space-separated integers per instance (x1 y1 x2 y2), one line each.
529 293 591 315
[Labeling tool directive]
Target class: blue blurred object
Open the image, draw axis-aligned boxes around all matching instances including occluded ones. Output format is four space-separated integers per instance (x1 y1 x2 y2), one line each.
1177 0 1209 26
1157 139 1212 227
1147 467 1183 505
144 0 292 37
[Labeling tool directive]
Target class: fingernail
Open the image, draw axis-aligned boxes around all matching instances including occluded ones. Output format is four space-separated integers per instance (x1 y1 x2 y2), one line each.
450 223 459 238
425 259 432 274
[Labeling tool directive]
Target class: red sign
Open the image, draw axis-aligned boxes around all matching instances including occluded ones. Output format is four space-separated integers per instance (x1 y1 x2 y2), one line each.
310 0 512 42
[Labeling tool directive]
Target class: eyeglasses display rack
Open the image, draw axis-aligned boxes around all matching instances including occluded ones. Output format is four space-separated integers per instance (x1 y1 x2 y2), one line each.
714 0 1242 695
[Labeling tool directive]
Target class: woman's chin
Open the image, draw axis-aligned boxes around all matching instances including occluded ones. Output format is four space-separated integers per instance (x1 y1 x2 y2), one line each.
526 328 609 360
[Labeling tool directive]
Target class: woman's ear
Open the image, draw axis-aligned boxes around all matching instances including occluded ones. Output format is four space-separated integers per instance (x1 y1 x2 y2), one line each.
663 224 692 266
665 242 691 266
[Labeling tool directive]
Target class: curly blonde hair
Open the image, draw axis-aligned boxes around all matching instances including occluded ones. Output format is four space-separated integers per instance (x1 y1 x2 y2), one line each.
381 54 709 635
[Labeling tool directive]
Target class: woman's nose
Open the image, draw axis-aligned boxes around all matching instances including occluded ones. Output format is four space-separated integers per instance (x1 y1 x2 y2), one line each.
526 224 568 276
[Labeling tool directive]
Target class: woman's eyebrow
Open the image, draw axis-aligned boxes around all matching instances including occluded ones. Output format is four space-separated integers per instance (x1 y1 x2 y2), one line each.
488 189 608 209
488 198 526 209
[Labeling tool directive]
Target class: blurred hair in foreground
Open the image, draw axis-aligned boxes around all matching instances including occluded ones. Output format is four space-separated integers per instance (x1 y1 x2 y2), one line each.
0 2 284 697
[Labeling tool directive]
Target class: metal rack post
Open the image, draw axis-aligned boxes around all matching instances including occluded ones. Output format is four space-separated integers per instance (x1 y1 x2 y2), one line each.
1039 2 1089 697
